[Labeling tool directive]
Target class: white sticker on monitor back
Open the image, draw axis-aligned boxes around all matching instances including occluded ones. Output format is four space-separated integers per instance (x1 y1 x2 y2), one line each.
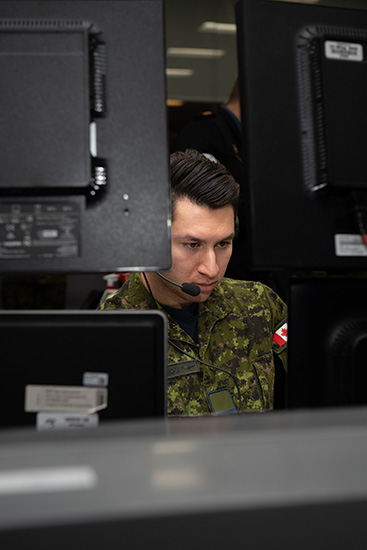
25 385 108 413
325 40 363 62
37 413 99 431
335 234 367 256
83 372 109 387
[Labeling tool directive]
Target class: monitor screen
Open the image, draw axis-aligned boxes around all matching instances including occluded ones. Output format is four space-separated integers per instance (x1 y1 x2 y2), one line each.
0 309 167 429
0 0 170 274
287 277 367 409
236 0 367 271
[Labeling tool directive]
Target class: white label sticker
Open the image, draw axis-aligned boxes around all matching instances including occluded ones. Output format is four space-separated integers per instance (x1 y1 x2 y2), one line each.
325 40 363 62
335 234 367 256
83 372 109 387
25 385 108 413
37 412 99 431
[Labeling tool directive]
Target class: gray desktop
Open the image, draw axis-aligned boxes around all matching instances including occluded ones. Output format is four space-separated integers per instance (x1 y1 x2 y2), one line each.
0 408 366 548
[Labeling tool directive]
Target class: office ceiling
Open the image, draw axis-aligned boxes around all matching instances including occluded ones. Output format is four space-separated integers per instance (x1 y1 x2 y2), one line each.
165 0 237 103
165 0 367 104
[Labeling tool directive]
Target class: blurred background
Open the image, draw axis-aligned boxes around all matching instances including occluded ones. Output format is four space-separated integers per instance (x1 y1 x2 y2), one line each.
165 0 367 143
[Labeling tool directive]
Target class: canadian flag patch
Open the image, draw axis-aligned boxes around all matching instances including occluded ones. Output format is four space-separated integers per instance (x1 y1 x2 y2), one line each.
272 321 288 348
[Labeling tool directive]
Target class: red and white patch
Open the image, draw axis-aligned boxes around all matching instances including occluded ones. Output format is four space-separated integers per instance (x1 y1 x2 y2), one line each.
272 322 288 347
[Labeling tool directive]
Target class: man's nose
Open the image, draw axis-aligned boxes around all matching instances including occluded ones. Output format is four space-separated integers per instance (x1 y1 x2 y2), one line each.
198 249 219 278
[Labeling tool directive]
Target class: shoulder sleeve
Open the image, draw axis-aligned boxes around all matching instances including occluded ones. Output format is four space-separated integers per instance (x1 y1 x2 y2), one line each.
99 273 156 311
99 286 129 310
99 276 136 310
263 285 288 370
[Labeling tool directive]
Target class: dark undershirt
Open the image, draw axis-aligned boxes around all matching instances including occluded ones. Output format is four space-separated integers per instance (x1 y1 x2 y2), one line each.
163 302 199 343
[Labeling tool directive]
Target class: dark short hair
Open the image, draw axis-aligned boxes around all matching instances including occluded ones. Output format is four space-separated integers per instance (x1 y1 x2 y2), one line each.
170 149 240 220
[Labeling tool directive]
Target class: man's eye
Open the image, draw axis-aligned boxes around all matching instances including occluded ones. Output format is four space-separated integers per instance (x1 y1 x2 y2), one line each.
185 242 199 249
217 241 231 248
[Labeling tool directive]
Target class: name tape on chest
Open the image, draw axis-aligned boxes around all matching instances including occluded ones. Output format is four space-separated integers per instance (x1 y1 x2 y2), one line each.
167 360 200 379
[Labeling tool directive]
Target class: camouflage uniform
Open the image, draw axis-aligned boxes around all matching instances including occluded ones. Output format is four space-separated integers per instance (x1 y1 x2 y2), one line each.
101 273 287 415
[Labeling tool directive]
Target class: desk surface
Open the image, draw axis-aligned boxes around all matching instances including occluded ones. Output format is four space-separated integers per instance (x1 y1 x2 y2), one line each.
0 407 367 547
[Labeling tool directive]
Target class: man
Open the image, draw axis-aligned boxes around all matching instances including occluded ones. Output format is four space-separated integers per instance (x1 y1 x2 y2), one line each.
171 78 246 280
101 150 287 415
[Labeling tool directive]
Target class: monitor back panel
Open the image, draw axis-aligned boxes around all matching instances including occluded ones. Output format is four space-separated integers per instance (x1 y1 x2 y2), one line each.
0 310 167 429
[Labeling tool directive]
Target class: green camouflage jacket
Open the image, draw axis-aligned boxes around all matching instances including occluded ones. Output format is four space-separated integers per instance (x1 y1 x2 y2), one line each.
101 273 287 415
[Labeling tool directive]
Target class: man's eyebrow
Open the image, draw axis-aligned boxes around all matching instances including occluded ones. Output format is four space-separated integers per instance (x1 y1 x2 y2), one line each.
221 232 236 241
175 233 235 242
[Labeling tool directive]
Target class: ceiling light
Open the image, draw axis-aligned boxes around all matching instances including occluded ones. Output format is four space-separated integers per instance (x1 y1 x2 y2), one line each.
167 47 226 58
198 21 237 34
166 68 194 77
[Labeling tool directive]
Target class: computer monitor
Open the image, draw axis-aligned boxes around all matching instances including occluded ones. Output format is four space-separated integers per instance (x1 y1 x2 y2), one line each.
236 0 367 271
0 0 170 274
287 277 367 409
0 309 167 429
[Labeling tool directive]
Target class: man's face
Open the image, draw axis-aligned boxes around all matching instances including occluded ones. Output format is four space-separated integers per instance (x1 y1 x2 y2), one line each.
157 196 235 308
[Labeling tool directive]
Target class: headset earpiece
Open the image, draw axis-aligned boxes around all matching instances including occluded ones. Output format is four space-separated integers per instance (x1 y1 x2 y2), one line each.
234 216 240 239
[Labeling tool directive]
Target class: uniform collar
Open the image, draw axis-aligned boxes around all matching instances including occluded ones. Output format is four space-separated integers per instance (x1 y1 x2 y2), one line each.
124 273 158 309
126 273 232 323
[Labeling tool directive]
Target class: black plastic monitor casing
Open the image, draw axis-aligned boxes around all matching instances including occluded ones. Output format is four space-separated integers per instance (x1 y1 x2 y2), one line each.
0 0 171 274
0 309 167 427
236 0 367 271
287 277 367 409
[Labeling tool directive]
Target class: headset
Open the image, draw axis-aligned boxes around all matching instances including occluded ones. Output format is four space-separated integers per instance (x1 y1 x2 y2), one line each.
156 215 239 297
235 215 240 240
156 271 200 297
